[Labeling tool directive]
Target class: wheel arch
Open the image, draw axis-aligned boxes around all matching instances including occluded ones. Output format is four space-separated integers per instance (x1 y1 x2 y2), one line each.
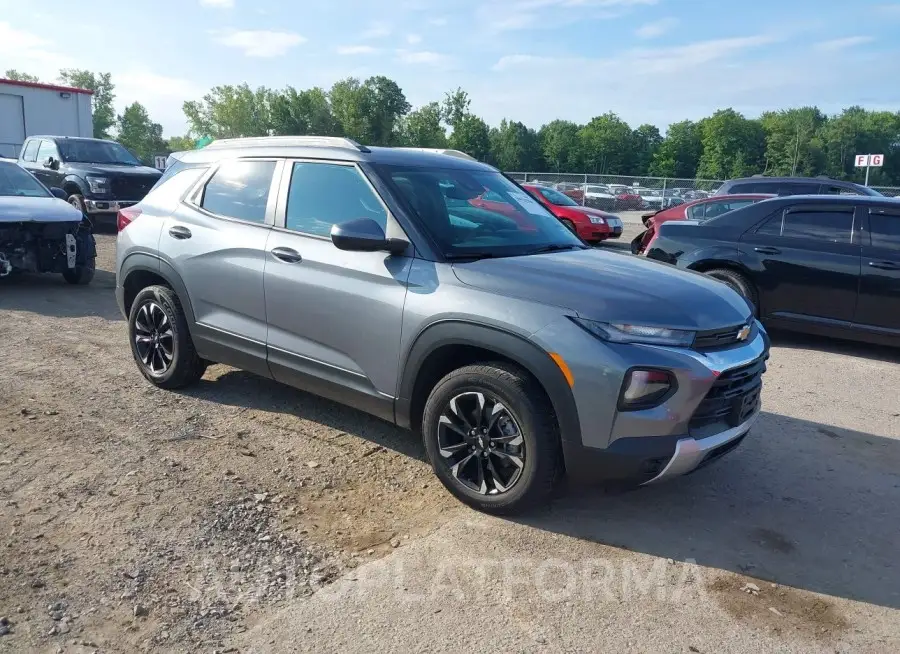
396 321 580 446
61 175 86 197
120 254 197 326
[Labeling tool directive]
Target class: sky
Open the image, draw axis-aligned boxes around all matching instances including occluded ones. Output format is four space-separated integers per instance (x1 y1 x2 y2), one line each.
2 0 900 137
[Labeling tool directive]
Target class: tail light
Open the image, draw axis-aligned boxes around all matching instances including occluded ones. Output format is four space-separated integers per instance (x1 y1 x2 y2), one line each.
117 206 142 232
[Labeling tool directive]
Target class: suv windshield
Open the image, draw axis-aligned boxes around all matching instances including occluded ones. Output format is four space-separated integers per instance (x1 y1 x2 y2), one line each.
0 162 50 198
381 166 585 258
58 140 140 165
536 186 579 206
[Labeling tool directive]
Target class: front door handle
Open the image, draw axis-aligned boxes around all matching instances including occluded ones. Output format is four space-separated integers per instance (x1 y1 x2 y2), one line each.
754 246 781 255
168 225 192 240
868 260 900 271
271 247 303 264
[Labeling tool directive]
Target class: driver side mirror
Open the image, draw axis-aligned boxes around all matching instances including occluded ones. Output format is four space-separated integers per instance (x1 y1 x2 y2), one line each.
49 187 68 200
44 157 60 171
331 218 408 255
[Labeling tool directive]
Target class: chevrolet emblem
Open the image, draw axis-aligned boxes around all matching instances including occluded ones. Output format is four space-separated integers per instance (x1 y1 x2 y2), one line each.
736 324 751 342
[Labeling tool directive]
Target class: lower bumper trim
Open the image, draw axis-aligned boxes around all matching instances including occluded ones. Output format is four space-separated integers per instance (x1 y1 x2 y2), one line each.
641 411 759 485
85 200 140 214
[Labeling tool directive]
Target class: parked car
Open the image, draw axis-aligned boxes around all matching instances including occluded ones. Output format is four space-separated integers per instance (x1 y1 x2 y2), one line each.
0 159 96 283
17 136 162 224
116 136 768 514
555 182 585 204
614 188 644 210
583 184 617 210
714 176 881 198
638 189 684 211
644 195 900 348
523 184 623 242
632 194 774 254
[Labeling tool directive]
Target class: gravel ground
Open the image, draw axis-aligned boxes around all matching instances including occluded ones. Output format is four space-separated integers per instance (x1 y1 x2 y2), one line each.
1 227 898 653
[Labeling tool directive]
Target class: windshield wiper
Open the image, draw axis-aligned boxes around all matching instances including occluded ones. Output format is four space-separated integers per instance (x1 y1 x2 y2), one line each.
444 252 501 261
525 243 585 255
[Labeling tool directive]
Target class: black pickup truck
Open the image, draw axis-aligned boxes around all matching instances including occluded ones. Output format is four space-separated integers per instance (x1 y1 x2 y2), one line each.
17 136 161 222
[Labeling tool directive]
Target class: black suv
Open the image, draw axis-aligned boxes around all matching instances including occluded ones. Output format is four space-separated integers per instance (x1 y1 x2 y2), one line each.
18 136 162 222
714 175 881 198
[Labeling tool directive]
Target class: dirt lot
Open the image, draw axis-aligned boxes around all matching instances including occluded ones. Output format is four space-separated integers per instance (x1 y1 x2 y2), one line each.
2 228 899 653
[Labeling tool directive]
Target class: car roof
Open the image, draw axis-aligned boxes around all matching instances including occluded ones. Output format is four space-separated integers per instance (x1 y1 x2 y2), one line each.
172 136 496 172
690 193 775 204
724 175 860 186
760 194 900 207
27 136 117 144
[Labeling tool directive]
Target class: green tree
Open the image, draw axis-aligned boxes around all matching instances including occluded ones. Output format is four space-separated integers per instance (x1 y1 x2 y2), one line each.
5 69 40 82
820 107 900 184
760 107 826 177
270 86 341 136
632 124 662 175
166 135 195 152
442 87 471 132
490 119 542 170
183 84 274 138
115 102 166 163
398 102 447 148
649 120 703 178
538 120 582 172
696 109 766 179
448 114 491 162
577 112 634 174
58 69 115 139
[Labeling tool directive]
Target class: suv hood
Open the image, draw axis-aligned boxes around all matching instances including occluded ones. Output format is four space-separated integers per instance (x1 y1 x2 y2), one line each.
64 162 162 177
452 248 751 330
0 196 84 223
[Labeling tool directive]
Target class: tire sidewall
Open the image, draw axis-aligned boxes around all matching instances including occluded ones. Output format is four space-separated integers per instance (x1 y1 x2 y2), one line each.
707 270 758 315
422 369 545 510
128 287 184 386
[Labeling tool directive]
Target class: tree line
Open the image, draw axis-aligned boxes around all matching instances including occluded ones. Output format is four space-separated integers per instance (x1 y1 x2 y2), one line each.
6 69 900 186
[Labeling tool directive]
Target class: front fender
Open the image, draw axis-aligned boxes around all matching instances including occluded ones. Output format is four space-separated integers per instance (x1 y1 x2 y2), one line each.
395 320 581 446
62 175 87 196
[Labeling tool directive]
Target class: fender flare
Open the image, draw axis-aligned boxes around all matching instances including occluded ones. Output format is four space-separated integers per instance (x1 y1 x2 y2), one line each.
680 245 749 273
395 320 581 444
61 175 87 196
119 252 197 326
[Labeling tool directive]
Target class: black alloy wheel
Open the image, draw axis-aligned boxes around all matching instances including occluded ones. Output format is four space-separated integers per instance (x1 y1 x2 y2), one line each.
133 300 175 376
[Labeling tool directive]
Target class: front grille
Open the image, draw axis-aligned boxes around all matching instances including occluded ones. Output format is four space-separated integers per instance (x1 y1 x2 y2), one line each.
689 356 766 430
693 323 752 350
110 175 157 200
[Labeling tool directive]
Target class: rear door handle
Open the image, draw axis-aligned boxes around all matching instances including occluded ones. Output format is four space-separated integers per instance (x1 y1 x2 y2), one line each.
168 226 192 240
271 247 303 264
754 246 780 255
868 260 900 270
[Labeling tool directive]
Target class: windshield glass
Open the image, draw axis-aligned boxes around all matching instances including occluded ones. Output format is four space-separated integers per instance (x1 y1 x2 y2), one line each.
381 166 584 258
0 162 50 198
58 140 140 165
536 186 579 206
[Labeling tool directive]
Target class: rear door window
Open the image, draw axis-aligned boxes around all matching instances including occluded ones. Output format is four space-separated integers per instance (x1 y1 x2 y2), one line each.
869 212 900 251
756 208 855 244
200 160 277 224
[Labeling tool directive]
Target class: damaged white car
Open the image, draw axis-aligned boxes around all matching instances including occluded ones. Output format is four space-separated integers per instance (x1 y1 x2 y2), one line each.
0 159 96 284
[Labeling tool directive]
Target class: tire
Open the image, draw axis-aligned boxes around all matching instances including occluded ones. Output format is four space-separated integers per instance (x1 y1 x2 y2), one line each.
705 268 759 316
68 194 87 214
631 231 646 255
62 256 95 285
421 362 561 515
128 285 207 389
560 218 577 235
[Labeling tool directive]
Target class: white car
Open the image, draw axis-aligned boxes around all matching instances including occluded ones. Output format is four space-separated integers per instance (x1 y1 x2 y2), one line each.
582 184 616 209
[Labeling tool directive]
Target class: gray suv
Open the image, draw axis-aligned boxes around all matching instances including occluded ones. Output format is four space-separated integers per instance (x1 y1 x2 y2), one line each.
116 137 769 514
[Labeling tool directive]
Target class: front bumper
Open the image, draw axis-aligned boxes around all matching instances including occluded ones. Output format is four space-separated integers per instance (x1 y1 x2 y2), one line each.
84 199 140 214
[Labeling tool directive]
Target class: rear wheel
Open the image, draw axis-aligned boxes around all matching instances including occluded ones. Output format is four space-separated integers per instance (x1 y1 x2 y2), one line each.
421 363 560 515
705 268 758 316
128 285 207 389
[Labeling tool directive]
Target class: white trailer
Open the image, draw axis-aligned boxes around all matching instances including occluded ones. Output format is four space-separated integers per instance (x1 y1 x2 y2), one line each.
0 79 93 158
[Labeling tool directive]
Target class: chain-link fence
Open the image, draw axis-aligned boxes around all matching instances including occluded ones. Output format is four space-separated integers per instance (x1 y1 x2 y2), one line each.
507 172 900 208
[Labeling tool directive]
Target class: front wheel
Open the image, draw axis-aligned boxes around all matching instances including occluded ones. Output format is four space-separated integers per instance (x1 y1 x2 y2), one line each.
62 256 95 285
421 363 560 515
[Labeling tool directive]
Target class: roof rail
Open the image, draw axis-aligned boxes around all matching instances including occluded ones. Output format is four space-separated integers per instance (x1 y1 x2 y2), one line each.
394 147 477 161
204 136 371 153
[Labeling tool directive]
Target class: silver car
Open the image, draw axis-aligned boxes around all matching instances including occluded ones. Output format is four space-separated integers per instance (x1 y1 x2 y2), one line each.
115 137 769 514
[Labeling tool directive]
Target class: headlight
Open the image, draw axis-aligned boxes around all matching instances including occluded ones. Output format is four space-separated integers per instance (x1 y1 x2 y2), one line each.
86 176 110 194
589 215 606 224
571 318 695 347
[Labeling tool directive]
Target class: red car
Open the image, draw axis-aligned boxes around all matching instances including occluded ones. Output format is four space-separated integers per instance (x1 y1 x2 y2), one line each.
523 184 623 243
632 194 774 255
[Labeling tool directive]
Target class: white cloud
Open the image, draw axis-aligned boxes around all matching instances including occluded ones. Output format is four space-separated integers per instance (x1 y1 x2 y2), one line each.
428 17 449 26
211 29 305 57
396 50 452 66
362 22 391 39
407 34 422 45
479 0 657 31
336 45 378 55
0 21 75 76
200 0 234 7
814 36 875 51
635 17 678 39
